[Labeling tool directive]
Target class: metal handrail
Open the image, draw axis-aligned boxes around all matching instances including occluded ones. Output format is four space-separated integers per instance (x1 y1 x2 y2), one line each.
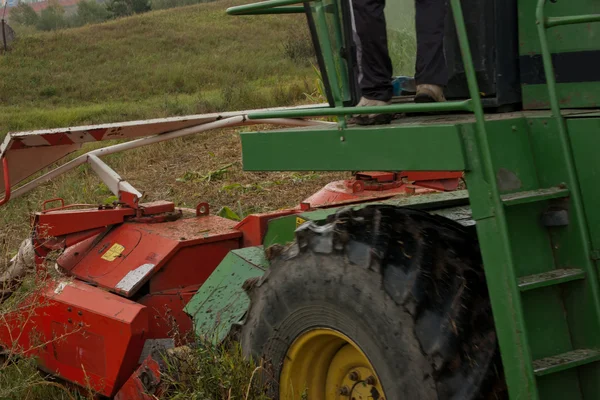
241 0 485 122
226 0 311 15
546 14 600 28
234 7 305 15
248 99 473 119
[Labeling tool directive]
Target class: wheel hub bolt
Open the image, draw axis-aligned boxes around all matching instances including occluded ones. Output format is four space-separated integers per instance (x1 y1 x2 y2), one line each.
366 375 377 386
349 371 360 381
339 386 350 396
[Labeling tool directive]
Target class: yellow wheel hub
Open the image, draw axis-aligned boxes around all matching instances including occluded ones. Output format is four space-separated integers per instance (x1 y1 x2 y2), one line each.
279 328 385 400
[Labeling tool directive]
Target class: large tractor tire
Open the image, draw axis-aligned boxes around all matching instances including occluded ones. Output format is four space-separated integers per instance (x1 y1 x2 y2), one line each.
240 205 505 400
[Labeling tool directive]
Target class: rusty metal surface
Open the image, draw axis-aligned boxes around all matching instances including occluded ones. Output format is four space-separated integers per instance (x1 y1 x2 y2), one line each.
234 209 298 247
35 207 135 238
0 279 148 397
114 352 164 400
2 212 244 398
148 240 240 294
137 290 196 343
134 215 240 243
56 215 241 297
300 171 461 210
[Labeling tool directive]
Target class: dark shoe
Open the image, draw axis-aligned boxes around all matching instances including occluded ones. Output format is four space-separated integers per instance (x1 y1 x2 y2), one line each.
348 96 393 126
414 84 446 103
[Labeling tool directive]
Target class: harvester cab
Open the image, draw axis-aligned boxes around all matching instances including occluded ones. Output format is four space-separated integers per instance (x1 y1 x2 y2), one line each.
1 0 600 399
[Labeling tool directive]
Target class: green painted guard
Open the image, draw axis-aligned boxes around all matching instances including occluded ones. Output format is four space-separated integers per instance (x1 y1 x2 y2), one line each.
184 247 269 344
241 122 466 171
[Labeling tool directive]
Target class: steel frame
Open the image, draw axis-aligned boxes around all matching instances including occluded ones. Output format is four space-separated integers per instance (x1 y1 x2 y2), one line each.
1 115 333 207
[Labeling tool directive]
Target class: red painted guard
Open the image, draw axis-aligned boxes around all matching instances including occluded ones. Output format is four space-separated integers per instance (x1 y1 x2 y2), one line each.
0 279 147 397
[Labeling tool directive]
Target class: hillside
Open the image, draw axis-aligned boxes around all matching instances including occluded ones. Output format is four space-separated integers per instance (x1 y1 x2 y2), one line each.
0 0 315 135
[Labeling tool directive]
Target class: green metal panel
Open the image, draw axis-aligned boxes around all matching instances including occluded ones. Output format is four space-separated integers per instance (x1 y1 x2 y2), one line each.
567 117 600 400
522 83 600 111
459 110 600 399
519 0 600 54
263 190 471 247
240 123 466 171
459 121 539 399
184 247 268 344
528 115 600 326
263 214 305 247
519 0 600 109
569 117 600 251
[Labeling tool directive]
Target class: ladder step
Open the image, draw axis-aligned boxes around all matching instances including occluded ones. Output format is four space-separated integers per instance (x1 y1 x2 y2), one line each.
533 349 600 376
518 268 585 292
501 187 569 207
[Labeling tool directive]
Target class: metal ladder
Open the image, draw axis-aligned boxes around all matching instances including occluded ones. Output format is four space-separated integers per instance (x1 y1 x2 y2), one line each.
459 0 600 398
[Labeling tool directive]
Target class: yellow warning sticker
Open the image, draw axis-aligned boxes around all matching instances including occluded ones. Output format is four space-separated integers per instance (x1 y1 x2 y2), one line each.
101 243 125 261
295 217 307 228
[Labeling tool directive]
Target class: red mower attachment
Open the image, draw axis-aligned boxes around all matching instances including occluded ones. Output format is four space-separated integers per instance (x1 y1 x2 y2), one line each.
301 170 462 210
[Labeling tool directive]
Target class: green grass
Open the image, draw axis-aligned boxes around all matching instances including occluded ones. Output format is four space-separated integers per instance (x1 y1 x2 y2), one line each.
385 0 416 76
0 0 315 136
160 342 273 399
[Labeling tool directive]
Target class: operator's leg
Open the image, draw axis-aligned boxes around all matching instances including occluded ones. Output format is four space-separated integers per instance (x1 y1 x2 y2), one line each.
414 0 448 103
351 0 393 125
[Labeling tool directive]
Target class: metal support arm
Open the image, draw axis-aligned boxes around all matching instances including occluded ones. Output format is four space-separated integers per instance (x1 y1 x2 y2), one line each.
87 154 143 209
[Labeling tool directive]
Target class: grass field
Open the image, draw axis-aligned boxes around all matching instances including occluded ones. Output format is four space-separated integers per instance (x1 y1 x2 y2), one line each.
0 0 316 135
0 1 418 397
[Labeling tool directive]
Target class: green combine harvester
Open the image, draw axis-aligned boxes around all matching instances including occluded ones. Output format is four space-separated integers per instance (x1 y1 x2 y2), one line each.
199 0 600 398
1 0 600 399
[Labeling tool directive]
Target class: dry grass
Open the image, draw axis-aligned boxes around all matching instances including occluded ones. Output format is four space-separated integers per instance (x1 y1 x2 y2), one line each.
0 0 339 255
159 341 273 400
119 126 346 211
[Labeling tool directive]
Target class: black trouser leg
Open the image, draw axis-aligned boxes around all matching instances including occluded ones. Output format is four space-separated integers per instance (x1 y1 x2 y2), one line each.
352 0 393 101
415 0 448 86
